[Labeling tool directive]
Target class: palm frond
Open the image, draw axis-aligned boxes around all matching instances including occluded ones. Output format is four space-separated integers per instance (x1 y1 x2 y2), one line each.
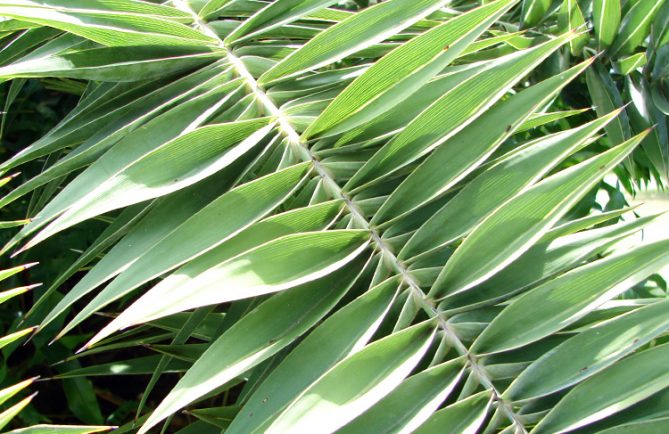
0 0 668 432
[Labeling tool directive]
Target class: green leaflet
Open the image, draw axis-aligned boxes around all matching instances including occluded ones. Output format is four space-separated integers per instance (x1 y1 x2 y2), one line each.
22 116 270 251
516 109 589 133
53 356 190 378
0 285 33 304
413 390 491 434
227 277 399 434
0 1 216 47
52 164 312 339
627 75 669 182
0 378 35 407
0 263 34 284
25 203 149 321
103 200 342 317
520 0 551 27
586 63 631 148
3 74 240 252
265 321 436 434
338 360 463 434
400 108 618 260
472 238 669 354
37 182 229 333
441 212 663 311
0 327 36 349
0 27 62 67
558 0 588 56
609 0 667 58
0 219 29 229
0 395 35 432
345 32 574 192
198 0 234 19
430 133 646 299
303 0 519 139
533 343 669 433
136 259 368 434
0 45 220 82
225 0 341 43
0 77 25 138
0 61 231 174
332 63 482 148
0 0 193 20
87 229 370 346
618 52 647 75
506 299 669 401
258 0 447 84
4 426 116 434
593 0 621 49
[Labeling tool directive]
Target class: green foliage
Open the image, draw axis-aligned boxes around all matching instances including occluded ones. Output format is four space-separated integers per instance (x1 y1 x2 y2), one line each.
0 0 668 433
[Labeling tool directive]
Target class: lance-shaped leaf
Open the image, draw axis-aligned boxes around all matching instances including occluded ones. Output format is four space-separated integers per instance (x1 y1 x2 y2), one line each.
472 238 669 354
34 186 224 331
401 108 618 260
0 61 232 174
198 0 235 19
345 32 574 192
303 0 519 139
533 343 669 433
332 63 483 148
135 259 367 434
0 284 35 304
0 1 216 47
338 360 464 434
516 109 589 133
0 394 37 431
0 263 35 284
264 320 436 434
609 0 667 58
224 0 341 43
87 230 370 346
441 211 661 310
52 164 312 339
414 390 492 434
0 45 220 82
22 118 272 250
558 0 588 56
53 356 190 378
593 0 621 49
25 203 149 320
0 27 62 67
0 378 35 408
227 277 400 434
430 132 646 299
5 425 116 434
5 76 240 250
586 63 631 149
258 0 448 84
520 0 551 27
506 298 669 401
102 200 343 320
0 327 36 349
0 0 192 20
626 74 669 183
